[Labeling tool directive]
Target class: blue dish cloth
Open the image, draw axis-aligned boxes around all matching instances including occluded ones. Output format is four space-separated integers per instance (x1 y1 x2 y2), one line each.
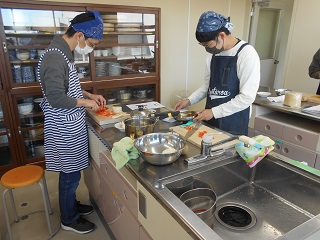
111 137 140 170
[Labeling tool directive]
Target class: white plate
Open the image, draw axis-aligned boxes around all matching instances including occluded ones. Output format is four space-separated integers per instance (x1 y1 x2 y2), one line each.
34 98 43 103
114 122 125 132
257 92 271 97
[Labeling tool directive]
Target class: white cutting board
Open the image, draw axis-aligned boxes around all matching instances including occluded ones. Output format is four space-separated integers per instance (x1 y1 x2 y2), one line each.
170 123 239 149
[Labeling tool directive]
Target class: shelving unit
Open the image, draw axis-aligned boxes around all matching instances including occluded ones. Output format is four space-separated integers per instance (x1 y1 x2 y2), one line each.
0 0 160 176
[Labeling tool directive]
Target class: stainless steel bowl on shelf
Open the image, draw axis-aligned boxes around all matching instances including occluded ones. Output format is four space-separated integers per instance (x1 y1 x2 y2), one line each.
134 133 186 165
113 89 131 100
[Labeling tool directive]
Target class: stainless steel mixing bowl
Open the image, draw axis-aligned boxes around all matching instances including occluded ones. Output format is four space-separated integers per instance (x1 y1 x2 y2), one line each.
134 133 186 165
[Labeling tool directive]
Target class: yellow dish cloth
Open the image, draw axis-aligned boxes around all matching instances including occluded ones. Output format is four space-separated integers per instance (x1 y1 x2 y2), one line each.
111 137 140 170
235 135 275 168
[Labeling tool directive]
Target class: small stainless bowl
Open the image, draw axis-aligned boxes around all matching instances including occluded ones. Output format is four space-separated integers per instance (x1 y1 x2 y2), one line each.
134 133 186 165
275 88 291 96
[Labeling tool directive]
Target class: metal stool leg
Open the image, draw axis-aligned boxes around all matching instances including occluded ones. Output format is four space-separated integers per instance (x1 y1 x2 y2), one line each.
38 181 53 235
8 189 19 222
42 175 53 214
2 189 13 240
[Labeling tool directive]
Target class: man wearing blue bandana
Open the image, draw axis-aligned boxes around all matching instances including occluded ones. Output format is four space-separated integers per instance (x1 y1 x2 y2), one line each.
37 11 106 234
175 11 260 136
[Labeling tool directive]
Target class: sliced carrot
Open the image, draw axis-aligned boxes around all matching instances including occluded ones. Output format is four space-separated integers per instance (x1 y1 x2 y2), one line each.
198 130 207 138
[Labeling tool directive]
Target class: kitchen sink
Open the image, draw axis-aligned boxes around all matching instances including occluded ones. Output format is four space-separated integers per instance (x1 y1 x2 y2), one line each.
161 155 320 240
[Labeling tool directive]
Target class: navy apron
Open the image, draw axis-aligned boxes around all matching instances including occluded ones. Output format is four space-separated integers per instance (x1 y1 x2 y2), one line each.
37 48 88 173
205 43 250 136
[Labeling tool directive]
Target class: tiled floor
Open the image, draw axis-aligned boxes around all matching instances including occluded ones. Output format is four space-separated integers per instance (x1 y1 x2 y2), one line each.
0 171 113 240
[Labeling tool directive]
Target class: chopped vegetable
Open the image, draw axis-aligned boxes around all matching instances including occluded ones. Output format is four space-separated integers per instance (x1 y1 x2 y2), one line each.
96 106 115 117
198 130 207 138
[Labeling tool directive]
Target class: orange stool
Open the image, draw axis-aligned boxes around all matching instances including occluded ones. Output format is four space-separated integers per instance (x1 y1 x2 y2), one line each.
1 165 59 240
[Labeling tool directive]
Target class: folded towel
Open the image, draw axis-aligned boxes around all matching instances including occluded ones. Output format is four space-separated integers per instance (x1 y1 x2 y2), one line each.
235 135 275 168
267 95 285 103
111 137 140 170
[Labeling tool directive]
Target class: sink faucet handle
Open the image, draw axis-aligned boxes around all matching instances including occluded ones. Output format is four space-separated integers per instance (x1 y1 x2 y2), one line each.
239 135 263 149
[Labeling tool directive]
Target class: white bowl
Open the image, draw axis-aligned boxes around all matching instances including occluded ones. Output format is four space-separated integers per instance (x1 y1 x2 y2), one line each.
257 92 271 97
18 103 34 115
114 121 125 132
16 52 30 61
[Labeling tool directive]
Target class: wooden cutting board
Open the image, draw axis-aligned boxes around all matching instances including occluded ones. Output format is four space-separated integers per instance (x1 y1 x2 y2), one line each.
302 93 320 104
86 105 130 125
170 123 239 149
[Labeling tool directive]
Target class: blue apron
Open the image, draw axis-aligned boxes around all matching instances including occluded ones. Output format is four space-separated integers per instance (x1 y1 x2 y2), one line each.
205 43 250 136
37 48 88 173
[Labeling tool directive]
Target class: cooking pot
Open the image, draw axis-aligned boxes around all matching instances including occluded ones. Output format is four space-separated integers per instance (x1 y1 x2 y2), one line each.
133 89 147 99
124 116 158 139
180 188 217 227
113 90 131 100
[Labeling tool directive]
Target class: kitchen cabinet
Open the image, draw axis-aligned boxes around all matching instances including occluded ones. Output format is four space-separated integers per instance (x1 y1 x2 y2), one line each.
0 0 160 175
137 181 193 240
253 112 320 167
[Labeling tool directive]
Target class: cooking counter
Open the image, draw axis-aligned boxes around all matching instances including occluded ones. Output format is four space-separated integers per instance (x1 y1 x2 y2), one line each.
254 87 320 121
86 110 320 240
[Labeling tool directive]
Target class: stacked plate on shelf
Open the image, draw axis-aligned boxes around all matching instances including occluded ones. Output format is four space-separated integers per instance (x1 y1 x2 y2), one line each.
95 61 108 77
103 22 115 32
112 46 128 56
101 14 118 23
115 23 141 32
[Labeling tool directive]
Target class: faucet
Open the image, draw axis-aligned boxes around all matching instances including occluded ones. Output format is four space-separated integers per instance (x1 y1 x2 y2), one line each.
201 134 238 156
184 134 238 165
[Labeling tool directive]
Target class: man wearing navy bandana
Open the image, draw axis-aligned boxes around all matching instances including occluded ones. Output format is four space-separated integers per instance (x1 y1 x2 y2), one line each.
37 11 106 234
175 11 260 136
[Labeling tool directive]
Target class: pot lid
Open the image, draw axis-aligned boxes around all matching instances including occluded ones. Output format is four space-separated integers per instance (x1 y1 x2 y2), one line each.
130 105 154 117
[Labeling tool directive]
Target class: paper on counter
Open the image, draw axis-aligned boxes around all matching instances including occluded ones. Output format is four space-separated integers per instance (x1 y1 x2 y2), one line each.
126 101 165 110
302 105 320 116
267 95 285 103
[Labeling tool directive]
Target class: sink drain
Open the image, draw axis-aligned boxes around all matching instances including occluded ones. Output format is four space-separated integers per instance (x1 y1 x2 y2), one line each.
215 203 256 230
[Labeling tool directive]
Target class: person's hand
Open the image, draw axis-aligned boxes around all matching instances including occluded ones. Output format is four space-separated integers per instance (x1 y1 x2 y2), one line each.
174 99 190 111
83 99 100 111
193 109 214 121
90 94 106 107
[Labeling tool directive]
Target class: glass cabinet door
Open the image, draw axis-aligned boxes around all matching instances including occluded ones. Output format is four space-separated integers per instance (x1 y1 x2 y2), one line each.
92 11 158 79
14 94 45 163
0 94 19 170
0 7 87 86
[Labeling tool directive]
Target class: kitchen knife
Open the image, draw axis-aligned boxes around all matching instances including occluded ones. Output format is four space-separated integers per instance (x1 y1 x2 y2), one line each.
184 121 202 139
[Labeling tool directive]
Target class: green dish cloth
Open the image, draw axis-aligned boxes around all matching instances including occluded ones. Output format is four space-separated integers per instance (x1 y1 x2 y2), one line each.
111 137 140 170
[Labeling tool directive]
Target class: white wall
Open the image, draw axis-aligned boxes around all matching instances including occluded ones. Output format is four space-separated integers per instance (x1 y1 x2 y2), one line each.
283 0 320 93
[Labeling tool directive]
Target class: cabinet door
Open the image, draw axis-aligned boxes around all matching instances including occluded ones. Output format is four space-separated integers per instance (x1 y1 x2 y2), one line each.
86 7 159 80
137 182 193 240
100 173 120 226
0 94 21 175
11 93 46 164
281 142 317 167
110 196 140 240
140 225 153 240
0 5 87 89
254 116 284 138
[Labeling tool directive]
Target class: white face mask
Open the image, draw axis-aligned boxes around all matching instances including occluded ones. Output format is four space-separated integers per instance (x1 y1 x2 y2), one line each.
75 40 93 55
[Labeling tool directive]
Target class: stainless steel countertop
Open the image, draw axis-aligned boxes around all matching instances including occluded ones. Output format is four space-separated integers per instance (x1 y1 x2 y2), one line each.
255 87 320 121
86 102 320 240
